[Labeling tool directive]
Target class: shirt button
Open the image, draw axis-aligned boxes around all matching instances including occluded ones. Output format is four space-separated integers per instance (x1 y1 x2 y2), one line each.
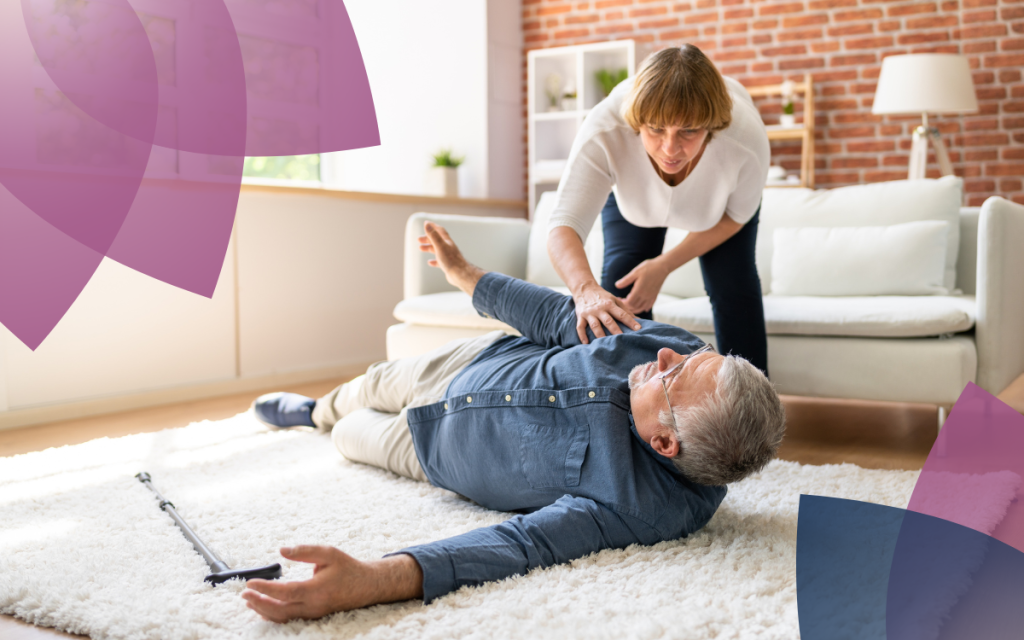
549 395 556 402
444 403 448 410
589 391 596 398
505 395 511 401
466 396 472 403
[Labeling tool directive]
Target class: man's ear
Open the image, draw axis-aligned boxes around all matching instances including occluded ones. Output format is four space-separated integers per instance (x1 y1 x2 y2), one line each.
650 432 680 458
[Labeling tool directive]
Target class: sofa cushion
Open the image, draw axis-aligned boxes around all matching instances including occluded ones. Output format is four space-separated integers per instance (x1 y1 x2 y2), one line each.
527 192 603 287
653 294 976 338
527 192 708 298
394 292 516 332
761 333 976 405
661 228 708 298
759 176 963 294
770 220 951 296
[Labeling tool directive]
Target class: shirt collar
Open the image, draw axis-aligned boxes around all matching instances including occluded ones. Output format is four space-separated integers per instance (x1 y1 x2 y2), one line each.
628 411 686 478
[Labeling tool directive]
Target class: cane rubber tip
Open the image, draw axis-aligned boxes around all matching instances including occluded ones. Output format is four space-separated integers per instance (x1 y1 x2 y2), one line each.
205 563 283 585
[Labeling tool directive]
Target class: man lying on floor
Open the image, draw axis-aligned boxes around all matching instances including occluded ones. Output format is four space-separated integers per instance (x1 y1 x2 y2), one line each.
242 221 786 622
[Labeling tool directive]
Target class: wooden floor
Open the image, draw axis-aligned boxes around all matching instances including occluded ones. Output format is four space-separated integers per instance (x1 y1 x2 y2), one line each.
0 379 940 639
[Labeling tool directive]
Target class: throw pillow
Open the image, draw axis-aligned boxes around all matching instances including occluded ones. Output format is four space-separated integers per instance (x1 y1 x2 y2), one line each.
770 220 950 296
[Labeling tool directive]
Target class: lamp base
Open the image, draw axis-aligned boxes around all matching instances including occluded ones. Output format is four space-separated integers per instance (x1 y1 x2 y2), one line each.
908 125 954 180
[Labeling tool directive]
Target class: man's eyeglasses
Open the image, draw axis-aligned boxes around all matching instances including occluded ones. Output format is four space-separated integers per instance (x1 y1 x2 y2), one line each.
657 343 716 433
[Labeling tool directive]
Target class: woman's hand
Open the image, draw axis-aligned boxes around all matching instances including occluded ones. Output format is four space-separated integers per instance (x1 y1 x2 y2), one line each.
615 258 670 315
548 226 641 344
573 281 641 344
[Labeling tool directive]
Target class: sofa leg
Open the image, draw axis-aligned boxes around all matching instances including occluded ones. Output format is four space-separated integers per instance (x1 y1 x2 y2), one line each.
935 405 951 458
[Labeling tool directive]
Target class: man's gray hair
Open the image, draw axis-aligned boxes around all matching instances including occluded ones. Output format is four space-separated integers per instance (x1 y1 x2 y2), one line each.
659 355 786 486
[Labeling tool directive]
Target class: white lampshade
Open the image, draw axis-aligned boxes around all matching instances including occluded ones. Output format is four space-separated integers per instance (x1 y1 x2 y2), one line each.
872 54 978 115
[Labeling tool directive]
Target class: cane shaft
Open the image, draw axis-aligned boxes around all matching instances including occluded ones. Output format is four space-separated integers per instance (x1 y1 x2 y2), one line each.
136 472 227 572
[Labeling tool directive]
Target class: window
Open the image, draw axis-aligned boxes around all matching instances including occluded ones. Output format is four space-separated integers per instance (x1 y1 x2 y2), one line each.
243 154 321 183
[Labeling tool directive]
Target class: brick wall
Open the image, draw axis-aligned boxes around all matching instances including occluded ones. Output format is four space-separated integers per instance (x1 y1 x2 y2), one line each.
523 0 1024 205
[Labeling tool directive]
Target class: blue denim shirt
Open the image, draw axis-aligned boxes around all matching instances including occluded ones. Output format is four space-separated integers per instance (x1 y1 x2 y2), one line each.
398 273 728 602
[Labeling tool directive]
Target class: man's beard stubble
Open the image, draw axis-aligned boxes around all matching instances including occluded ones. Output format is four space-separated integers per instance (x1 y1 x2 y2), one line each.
627 361 657 391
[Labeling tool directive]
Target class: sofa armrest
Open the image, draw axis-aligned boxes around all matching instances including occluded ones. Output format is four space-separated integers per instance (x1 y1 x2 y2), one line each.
975 197 1024 395
404 212 531 299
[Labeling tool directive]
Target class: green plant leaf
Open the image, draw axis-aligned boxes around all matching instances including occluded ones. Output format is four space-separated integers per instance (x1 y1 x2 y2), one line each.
432 148 464 167
596 68 629 97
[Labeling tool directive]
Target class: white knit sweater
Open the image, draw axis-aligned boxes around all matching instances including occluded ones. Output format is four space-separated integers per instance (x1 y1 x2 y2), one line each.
548 75 770 241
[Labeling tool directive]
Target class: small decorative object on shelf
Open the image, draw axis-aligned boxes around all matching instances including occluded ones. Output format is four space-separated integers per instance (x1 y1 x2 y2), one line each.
427 148 463 197
780 80 796 128
748 74 814 187
561 85 577 112
596 68 629 97
545 73 563 112
766 165 800 186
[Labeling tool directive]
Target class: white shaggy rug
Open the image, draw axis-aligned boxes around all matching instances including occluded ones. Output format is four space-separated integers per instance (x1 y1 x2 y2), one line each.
0 413 988 639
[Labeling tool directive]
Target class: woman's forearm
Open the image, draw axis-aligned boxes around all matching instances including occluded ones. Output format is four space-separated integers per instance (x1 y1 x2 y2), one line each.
655 214 744 273
548 226 600 295
548 224 640 341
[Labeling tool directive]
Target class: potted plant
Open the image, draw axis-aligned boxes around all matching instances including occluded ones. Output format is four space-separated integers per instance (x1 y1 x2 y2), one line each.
596 68 629 97
427 149 464 197
561 85 577 111
780 80 797 127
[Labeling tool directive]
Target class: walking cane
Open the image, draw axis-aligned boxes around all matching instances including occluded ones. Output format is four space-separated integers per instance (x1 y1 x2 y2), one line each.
137 472 282 585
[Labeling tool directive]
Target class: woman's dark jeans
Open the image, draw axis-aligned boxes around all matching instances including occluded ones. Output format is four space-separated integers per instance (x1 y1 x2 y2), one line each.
599 192 769 375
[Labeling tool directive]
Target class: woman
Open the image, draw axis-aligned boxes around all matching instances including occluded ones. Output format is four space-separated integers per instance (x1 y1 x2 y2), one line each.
547 45 770 373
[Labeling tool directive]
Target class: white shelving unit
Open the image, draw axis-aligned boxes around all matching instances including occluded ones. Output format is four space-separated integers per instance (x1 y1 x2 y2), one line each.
527 40 636 218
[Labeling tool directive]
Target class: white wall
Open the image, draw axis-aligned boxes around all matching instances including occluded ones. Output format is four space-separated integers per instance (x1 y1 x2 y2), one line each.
2 251 237 408
487 0 525 201
0 186 524 423
323 0 523 200
235 191 408 375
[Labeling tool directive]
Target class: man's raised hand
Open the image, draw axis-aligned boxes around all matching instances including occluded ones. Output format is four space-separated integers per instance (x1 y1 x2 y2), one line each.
242 545 423 623
418 221 486 297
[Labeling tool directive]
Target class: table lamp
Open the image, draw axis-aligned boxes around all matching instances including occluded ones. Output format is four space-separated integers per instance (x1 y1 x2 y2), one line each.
872 54 979 179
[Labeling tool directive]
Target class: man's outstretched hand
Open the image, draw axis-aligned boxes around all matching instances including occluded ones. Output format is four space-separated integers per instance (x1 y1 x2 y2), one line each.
418 221 486 297
242 546 423 623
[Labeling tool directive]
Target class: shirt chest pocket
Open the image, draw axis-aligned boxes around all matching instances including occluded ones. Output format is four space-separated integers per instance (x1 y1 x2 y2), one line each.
517 416 590 489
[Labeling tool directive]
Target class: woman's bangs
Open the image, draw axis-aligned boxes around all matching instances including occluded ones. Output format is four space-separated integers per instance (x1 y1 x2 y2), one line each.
637 72 713 129
644 92 715 130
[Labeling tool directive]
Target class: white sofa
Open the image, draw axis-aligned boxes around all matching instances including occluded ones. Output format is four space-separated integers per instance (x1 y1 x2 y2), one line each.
387 179 1024 408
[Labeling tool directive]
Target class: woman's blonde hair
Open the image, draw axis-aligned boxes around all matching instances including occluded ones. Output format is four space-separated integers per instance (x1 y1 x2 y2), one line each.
622 45 733 140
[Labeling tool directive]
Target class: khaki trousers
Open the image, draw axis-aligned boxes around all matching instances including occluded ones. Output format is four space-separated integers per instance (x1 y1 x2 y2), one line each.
312 331 506 482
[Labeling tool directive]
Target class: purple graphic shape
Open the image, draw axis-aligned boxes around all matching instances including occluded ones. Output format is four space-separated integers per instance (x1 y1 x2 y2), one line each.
0 191 104 350
22 0 159 149
25 0 247 156
796 495 901 640
224 0 382 155
798 495 1024 640
887 508 1024 640
798 385 1024 639
0 0 380 350
26 0 378 157
107 166 242 298
2 0 155 255
906 383 1024 554
151 2 248 156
